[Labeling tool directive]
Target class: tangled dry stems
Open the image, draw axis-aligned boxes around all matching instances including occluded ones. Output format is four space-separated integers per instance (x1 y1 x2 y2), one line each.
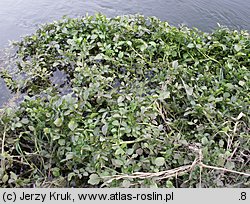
103 145 250 186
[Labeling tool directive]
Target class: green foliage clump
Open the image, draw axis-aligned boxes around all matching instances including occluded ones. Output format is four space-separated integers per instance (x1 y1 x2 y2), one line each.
0 14 249 187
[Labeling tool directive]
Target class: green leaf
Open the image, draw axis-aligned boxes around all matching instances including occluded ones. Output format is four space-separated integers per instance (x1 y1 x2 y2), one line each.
58 139 66 146
181 79 193 96
112 120 120 126
166 180 174 188
52 167 60 177
127 148 134 155
118 52 124 58
201 137 209 145
234 44 241 52
2 174 9 183
43 128 50 134
196 44 202 49
225 161 235 170
122 180 131 188
159 91 170 101
28 126 35 131
140 43 148 52
67 39 73 45
68 172 75 181
83 89 89 101
113 113 121 118
221 44 227 51
115 148 125 156
185 85 193 96
112 159 123 167
172 60 178 68
10 172 17 180
94 54 103 60
127 41 132 46
54 118 63 127
117 96 125 104
149 41 156 47
236 112 245 120
155 157 165 166
187 43 194 48
219 140 224 148
68 120 78 131
91 34 98 40
238 80 245 86
21 118 29 124
15 122 22 128
88 174 100 185
65 152 74 160
101 124 108 135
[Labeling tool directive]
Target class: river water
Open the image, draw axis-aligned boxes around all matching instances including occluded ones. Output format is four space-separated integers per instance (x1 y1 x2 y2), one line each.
0 0 249 107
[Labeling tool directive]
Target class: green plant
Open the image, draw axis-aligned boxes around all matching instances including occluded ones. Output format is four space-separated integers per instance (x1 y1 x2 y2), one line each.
0 14 249 187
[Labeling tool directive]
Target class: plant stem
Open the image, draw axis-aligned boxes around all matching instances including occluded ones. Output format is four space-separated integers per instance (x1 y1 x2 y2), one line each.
1 125 7 171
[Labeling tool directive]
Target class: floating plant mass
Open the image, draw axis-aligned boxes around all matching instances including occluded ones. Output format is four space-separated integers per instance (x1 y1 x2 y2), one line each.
0 14 249 187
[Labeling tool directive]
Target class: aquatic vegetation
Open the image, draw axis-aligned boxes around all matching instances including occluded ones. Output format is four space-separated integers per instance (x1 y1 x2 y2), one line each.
0 14 249 187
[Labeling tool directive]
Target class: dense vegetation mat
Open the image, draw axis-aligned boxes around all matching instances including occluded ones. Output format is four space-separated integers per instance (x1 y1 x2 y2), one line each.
0 14 249 187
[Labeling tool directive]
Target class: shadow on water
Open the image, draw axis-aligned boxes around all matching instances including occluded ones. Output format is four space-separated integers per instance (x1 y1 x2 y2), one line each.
0 50 13 107
0 0 249 107
0 49 72 108
50 68 73 96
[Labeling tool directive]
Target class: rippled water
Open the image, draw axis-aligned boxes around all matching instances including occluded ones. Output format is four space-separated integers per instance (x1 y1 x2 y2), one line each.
0 0 249 106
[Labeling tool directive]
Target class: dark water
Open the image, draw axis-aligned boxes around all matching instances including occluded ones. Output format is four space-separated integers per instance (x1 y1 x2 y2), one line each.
0 0 249 107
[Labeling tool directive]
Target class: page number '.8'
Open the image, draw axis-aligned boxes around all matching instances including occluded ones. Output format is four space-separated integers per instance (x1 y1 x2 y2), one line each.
239 192 247 201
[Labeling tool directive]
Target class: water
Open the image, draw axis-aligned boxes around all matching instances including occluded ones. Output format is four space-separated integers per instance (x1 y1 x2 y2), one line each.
0 0 249 107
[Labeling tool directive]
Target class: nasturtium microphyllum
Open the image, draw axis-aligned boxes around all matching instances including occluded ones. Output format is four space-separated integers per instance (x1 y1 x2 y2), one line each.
0 14 249 187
